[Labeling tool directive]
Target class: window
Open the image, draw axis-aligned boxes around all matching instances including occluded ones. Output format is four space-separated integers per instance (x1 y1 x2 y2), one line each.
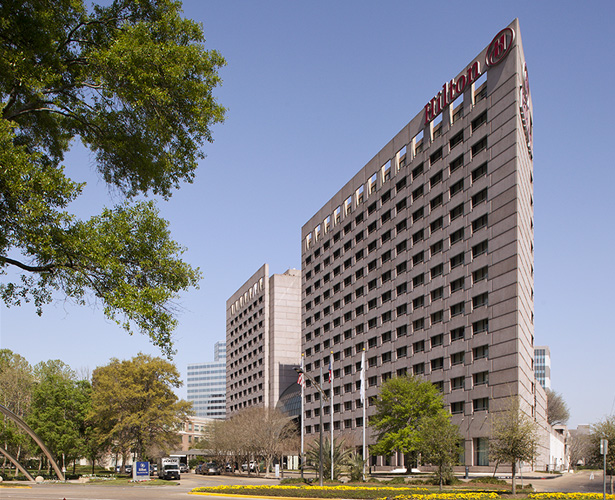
451 376 465 391
381 230 391 243
450 228 464 245
472 240 488 258
473 344 489 360
413 251 424 265
471 136 488 157
471 112 487 132
396 197 407 212
449 155 463 173
396 260 407 274
431 310 443 324
451 351 465 366
381 210 391 223
412 163 424 179
368 278 377 290
413 207 424 222
430 194 443 210
413 273 424 287
431 334 444 348
431 263 443 279
382 270 391 282
450 179 464 197
413 229 424 244
396 219 407 233
355 268 364 280
473 319 489 334
413 340 425 353
368 221 377 234
450 277 464 293
473 266 488 283
451 401 464 414
412 185 424 201
381 351 392 363
473 371 489 386
450 252 465 269
381 290 392 303
368 317 377 329
355 231 364 243
449 131 463 150
397 324 408 337
473 398 489 412
473 292 488 309
396 303 407 316
475 437 489 466
451 327 465 342
431 286 443 301
396 176 407 191
368 240 377 253
397 282 407 295
413 318 424 331
396 346 407 359
450 301 465 317
430 170 443 187
472 162 487 182
381 189 391 203
430 240 443 256
431 357 444 371
472 214 488 232
368 201 377 215
450 203 464 220
413 295 424 309
355 212 364 225
430 217 443 233
430 147 443 165
472 188 488 207
413 363 425 375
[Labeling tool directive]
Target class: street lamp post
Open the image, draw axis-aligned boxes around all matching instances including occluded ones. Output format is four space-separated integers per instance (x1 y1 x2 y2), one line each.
295 366 328 487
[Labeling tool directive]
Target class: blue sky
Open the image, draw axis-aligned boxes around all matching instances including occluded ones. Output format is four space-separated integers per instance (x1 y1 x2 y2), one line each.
1 0 614 427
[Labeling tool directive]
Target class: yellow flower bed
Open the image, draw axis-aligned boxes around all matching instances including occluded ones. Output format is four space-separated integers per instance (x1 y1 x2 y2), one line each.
382 494 501 500
530 494 615 500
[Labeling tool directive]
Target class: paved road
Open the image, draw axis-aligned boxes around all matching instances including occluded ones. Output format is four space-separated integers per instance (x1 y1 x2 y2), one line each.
528 469 613 494
0 472 280 500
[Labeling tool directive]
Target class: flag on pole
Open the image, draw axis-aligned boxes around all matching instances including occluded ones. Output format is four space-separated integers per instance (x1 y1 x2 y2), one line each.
297 372 305 388
328 358 333 384
360 350 366 403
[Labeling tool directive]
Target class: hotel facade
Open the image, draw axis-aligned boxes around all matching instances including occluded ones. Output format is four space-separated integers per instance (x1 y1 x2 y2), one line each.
300 19 549 469
226 264 302 416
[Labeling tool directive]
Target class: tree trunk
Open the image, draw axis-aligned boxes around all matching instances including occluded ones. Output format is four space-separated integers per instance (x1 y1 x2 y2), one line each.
511 462 517 495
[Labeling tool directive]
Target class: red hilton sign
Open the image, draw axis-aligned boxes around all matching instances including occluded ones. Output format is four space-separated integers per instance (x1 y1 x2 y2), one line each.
424 27 515 125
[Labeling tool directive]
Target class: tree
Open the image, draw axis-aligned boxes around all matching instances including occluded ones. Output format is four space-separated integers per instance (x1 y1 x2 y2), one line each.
27 360 91 474
89 353 192 465
489 397 539 494
568 429 592 470
369 375 450 473
419 411 462 489
589 416 615 494
306 436 351 481
0 0 226 357
546 389 570 426
0 350 35 474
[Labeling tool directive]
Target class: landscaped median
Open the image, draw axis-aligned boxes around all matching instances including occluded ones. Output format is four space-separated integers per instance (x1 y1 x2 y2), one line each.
189 486 615 500
189 485 501 499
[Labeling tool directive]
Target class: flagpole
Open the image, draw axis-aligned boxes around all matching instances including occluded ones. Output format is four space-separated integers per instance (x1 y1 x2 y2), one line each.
330 351 334 481
361 349 366 481
300 354 305 480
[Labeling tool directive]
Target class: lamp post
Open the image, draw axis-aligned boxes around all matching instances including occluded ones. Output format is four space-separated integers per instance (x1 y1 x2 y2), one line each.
295 366 328 486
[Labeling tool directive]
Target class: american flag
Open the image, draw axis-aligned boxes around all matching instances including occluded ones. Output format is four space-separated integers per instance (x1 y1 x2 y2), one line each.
297 372 305 388
328 359 333 384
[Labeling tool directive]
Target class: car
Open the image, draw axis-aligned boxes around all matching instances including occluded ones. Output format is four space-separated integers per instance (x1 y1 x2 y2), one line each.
180 463 188 473
125 465 132 474
205 462 221 475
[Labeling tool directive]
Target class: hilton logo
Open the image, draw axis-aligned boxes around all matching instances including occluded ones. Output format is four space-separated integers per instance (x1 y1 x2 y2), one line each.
486 28 515 67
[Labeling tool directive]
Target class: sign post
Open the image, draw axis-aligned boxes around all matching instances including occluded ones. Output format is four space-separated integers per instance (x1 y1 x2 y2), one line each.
600 439 608 500
134 461 150 482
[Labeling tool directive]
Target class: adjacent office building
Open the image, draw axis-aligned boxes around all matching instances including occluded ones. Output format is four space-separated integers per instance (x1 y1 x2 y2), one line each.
226 264 301 416
534 346 551 390
300 19 548 469
186 341 227 419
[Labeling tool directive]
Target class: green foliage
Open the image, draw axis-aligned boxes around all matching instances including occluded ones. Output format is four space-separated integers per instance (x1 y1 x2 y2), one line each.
0 0 225 356
369 376 450 471
306 436 351 481
347 451 366 482
546 389 570 426
590 415 615 475
27 360 91 468
469 477 507 485
489 396 539 495
418 411 462 489
89 353 192 461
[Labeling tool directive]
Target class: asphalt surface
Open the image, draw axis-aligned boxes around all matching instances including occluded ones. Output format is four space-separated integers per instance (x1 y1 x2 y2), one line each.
1 469 613 499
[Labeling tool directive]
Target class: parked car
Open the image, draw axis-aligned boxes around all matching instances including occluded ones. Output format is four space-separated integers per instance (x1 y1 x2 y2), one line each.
179 463 188 473
125 465 132 474
205 462 221 475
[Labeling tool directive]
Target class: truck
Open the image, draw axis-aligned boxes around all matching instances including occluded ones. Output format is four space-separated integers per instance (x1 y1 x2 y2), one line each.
157 457 180 480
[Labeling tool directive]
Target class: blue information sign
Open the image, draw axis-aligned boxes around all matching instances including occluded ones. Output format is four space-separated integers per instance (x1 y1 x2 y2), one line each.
134 461 150 481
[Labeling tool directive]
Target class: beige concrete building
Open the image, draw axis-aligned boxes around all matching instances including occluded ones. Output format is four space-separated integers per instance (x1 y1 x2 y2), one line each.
300 19 549 470
226 264 301 415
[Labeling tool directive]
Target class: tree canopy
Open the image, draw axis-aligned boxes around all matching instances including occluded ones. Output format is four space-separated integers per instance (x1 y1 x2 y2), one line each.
545 389 570 426
0 0 225 356
369 375 455 473
89 353 192 463
489 396 539 494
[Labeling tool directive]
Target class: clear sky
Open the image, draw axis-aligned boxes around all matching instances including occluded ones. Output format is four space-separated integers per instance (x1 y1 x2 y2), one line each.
1 0 614 428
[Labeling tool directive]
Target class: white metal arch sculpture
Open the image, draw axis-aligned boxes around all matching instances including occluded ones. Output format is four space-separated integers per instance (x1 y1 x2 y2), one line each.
0 404 65 481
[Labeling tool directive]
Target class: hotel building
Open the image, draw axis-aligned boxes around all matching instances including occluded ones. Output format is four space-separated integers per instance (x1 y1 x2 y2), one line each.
226 264 302 416
300 19 548 468
534 346 551 390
